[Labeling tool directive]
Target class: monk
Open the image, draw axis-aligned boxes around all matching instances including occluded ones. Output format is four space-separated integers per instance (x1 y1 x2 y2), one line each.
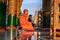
20 9 34 40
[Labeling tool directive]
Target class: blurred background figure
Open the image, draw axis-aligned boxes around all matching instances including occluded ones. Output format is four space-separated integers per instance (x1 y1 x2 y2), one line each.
28 14 38 40
28 14 38 30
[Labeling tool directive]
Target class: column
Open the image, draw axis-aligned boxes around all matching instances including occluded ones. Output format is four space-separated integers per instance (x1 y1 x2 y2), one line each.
16 0 22 26
0 0 6 28
54 0 59 40
7 0 17 29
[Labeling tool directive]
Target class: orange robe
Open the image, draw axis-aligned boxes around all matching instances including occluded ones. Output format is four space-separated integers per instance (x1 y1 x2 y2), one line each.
20 14 34 31
20 13 34 38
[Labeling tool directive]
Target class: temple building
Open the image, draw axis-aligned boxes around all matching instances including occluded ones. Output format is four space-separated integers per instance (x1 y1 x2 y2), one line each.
0 0 60 40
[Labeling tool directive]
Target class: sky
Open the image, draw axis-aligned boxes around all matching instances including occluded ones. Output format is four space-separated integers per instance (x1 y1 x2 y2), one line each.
21 0 42 16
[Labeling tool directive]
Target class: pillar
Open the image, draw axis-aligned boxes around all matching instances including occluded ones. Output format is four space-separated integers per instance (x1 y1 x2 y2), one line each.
7 0 23 40
16 0 22 26
0 0 6 28
42 0 51 28
50 0 54 40
7 0 17 40
54 0 59 40
15 0 22 40
7 0 17 29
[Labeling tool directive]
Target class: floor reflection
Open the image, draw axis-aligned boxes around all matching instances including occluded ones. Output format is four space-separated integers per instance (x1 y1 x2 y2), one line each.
0 29 50 40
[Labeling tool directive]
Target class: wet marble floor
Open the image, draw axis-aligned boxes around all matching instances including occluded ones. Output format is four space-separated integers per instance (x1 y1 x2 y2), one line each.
1 28 60 40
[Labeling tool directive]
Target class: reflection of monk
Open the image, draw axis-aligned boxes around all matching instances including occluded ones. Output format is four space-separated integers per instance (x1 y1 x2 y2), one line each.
20 9 34 40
